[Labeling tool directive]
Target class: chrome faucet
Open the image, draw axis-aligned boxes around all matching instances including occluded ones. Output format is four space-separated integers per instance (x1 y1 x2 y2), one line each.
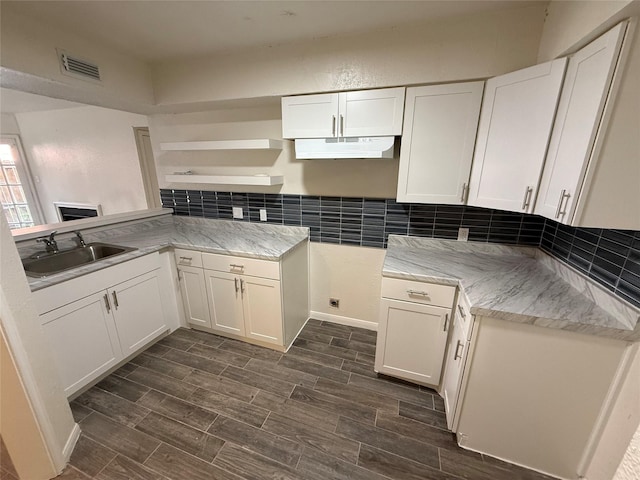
74 231 86 248
36 230 58 253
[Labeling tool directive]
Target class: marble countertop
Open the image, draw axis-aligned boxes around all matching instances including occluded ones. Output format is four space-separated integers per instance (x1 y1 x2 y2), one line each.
21 216 309 291
383 236 640 342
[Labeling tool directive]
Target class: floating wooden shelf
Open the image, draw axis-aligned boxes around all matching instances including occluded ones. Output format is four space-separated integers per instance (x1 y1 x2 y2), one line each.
160 139 285 151
164 174 284 186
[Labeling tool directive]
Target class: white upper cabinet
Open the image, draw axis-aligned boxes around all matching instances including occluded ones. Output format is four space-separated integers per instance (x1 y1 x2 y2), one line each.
467 58 567 213
535 22 628 225
282 87 405 139
397 82 484 204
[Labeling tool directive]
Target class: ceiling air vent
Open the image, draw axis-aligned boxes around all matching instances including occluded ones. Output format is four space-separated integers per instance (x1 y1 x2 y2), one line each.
59 51 101 81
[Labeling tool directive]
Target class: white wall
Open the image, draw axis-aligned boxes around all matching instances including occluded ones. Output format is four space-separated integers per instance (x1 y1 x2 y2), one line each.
0 213 76 475
537 0 636 62
15 106 149 224
152 4 545 106
615 426 640 480
310 243 385 327
0 5 154 111
149 108 399 198
0 113 20 135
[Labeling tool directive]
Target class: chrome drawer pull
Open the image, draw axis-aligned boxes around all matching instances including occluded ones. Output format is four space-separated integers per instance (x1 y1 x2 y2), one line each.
112 291 119 309
458 305 467 319
103 294 111 313
230 264 244 269
406 289 429 297
234 277 239 293
454 340 464 361
179 256 192 262
443 313 449 332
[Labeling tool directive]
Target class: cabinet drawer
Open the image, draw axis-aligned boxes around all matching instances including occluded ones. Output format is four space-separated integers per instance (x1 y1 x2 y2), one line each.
202 253 280 280
381 277 455 308
174 248 203 268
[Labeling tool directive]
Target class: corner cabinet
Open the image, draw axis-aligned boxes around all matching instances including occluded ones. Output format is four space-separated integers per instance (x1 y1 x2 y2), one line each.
535 21 629 226
396 82 484 204
281 87 405 139
33 253 169 397
175 244 309 352
467 58 567 213
375 277 455 387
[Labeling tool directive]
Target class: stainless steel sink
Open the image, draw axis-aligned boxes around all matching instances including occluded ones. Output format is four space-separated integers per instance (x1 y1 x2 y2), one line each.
22 242 137 277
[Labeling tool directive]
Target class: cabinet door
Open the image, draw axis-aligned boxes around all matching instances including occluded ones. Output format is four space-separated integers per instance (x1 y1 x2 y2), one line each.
205 270 245 336
340 87 405 137
535 23 626 224
40 291 122 397
468 58 567 213
241 276 283 345
397 82 484 204
441 311 469 431
375 298 450 387
178 265 211 328
281 93 339 139
110 271 167 356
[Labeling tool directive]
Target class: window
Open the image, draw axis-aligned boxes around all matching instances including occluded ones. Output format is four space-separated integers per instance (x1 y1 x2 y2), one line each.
0 136 42 229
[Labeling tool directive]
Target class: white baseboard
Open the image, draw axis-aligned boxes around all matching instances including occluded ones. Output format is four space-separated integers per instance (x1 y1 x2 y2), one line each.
310 311 377 331
62 423 81 462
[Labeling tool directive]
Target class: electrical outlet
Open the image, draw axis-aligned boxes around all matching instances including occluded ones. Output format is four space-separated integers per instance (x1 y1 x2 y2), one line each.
458 227 469 241
232 207 243 219
259 208 267 221
329 298 340 308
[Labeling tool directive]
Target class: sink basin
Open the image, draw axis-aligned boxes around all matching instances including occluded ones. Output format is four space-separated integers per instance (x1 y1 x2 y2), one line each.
22 242 137 277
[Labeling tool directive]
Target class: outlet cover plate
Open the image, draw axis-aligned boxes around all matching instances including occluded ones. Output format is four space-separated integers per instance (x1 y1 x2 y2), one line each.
259 208 267 221
232 207 243 219
458 227 469 241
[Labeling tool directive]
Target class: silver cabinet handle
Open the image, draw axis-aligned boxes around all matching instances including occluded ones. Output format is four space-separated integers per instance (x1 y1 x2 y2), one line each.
103 294 111 313
332 115 336 136
240 279 245 293
443 313 449 332
234 277 239 293
229 264 244 270
458 304 467 319
454 340 464 360
522 186 533 211
179 256 192 263
460 183 468 203
555 189 571 219
406 289 429 297
340 114 344 136
112 291 119 309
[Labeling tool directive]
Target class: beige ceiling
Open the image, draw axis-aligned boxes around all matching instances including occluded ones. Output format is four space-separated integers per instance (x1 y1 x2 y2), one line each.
2 0 544 62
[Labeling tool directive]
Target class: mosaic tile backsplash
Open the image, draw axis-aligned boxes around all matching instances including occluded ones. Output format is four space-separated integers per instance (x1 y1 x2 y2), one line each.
160 189 640 308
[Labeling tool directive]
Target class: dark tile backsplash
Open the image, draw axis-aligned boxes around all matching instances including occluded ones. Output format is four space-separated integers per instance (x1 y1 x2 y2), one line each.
160 189 640 308
541 221 640 308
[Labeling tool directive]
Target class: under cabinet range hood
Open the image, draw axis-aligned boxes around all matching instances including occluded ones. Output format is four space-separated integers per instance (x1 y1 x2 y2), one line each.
294 136 395 159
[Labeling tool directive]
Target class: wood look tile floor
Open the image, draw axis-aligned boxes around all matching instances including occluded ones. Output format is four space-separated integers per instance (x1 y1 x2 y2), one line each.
60 320 554 480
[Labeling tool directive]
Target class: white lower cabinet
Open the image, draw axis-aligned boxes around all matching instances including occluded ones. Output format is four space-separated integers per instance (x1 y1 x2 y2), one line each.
177 265 211 329
440 294 474 431
205 270 246 337
40 291 122 397
35 253 169 397
375 277 455 388
175 244 308 351
204 262 284 346
110 271 166 355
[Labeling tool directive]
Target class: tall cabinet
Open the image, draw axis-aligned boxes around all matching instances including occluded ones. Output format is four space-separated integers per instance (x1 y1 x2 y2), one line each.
467 58 567 213
396 82 484 204
535 21 629 225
